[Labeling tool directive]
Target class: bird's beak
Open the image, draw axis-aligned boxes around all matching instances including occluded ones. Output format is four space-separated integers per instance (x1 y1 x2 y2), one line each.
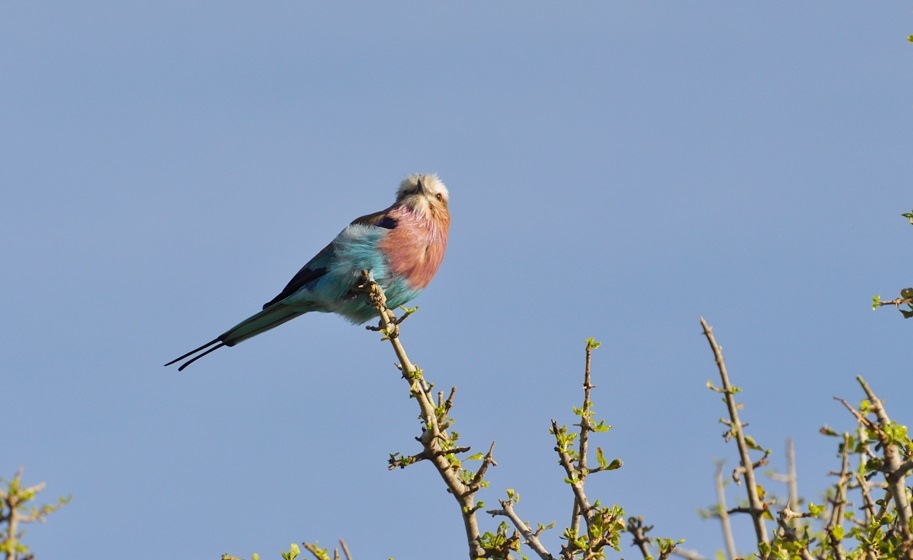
416 177 426 194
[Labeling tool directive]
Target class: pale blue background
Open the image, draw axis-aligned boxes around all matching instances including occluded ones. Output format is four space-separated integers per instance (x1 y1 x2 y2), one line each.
4 3 912 559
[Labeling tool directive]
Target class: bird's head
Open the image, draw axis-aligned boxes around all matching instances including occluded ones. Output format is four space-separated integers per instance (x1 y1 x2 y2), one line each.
396 173 450 222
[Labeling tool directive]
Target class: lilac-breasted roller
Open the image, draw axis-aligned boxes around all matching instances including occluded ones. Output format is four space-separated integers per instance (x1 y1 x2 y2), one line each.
165 173 450 371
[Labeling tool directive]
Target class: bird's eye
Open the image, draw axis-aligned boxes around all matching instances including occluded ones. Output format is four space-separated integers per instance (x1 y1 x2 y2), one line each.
435 193 443 201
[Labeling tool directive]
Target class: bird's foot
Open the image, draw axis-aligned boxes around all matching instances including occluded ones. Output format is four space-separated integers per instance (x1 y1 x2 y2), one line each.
356 270 402 338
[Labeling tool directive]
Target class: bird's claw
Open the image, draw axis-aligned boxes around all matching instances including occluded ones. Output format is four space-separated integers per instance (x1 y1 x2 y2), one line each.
356 270 401 338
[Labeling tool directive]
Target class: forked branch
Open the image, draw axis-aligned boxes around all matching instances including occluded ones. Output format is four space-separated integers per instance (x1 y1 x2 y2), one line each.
356 272 487 559
700 317 769 547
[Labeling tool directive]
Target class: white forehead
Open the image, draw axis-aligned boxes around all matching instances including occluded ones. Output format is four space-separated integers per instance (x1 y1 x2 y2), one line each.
398 173 449 201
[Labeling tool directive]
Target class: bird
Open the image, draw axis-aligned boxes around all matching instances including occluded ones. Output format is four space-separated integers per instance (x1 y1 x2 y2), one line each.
165 173 450 371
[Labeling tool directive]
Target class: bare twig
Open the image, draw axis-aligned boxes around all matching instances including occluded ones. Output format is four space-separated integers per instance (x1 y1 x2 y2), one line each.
873 295 913 308
714 463 737 560
487 498 557 560
339 539 352 560
671 548 708 560
855 471 876 527
786 438 799 512
627 517 654 559
570 340 598 536
700 317 769 546
468 442 498 493
834 397 879 434
823 433 851 560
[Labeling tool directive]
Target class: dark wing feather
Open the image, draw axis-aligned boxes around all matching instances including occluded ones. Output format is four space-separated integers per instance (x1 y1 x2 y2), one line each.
351 207 398 229
261 208 398 310
262 243 332 309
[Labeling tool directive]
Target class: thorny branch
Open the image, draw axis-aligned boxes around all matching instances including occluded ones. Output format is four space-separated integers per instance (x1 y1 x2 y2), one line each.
700 317 769 547
823 433 851 560
486 338 667 560
855 376 913 535
834 377 913 559
552 418 593 522
570 340 598 536
487 498 556 560
774 506 816 560
627 517 654 559
873 294 913 309
1 467 69 560
356 272 490 560
713 463 737 560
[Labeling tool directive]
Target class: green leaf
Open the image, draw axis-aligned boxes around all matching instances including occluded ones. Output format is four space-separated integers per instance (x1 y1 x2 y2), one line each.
883 422 909 444
281 543 300 560
744 435 763 450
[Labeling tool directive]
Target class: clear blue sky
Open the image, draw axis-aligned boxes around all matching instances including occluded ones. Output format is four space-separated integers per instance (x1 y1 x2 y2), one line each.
4 3 912 559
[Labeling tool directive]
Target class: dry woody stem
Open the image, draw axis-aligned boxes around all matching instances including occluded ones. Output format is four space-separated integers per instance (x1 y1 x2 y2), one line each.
356 272 488 560
700 317 769 547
